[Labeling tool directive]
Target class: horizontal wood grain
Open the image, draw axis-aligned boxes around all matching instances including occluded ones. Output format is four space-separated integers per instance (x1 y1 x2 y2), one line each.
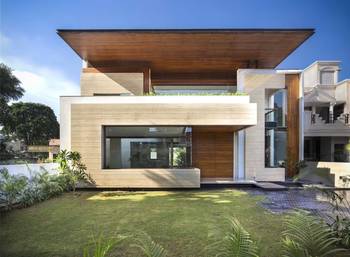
58 29 314 76
192 129 233 178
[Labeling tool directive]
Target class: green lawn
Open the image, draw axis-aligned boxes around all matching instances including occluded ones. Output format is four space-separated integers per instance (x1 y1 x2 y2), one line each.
0 189 286 257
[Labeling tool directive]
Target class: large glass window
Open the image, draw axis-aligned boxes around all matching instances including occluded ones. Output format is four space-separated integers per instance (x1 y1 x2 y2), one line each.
103 126 192 169
265 90 287 168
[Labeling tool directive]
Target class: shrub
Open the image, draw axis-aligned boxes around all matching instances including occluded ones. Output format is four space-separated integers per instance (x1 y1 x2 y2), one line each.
55 150 94 191
281 211 345 257
0 168 27 210
320 189 350 249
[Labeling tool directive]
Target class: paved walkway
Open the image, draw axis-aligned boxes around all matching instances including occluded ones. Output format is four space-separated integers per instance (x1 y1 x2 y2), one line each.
247 188 336 222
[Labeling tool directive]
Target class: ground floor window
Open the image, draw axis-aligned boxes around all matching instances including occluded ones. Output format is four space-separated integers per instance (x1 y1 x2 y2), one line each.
103 126 192 169
265 129 287 167
304 137 350 162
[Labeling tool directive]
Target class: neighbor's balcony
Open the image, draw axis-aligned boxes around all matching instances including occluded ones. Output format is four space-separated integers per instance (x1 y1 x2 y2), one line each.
304 111 350 137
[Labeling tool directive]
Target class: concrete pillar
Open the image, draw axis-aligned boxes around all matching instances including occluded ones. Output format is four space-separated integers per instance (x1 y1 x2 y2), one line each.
329 104 334 123
312 105 316 114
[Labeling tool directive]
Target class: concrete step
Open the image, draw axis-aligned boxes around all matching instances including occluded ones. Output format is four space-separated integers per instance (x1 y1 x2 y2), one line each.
255 182 288 191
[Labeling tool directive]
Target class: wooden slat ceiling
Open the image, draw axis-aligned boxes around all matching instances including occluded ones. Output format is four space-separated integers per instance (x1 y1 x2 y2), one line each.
58 29 314 84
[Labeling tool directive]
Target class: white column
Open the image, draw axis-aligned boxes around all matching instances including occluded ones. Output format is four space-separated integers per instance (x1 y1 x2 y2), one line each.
312 105 316 114
329 104 334 123
236 69 246 180
269 94 275 167
236 130 245 180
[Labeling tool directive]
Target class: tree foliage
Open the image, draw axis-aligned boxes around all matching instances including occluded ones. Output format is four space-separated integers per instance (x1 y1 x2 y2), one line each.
0 63 24 126
2 102 59 145
0 63 24 102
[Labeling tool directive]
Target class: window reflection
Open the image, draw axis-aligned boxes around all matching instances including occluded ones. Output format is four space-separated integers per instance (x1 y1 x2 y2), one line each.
265 90 287 168
103 126 192 169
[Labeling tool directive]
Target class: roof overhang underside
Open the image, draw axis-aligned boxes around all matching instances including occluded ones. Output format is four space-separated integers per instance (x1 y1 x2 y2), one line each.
58 29 314 84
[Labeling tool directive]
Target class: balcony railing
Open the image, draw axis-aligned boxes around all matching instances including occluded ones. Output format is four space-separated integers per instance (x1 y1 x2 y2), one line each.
310 113 349 125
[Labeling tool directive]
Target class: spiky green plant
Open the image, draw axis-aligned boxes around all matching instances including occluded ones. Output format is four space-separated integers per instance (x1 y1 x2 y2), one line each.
281 211 345 257
83 233 125 257
210 218 260 257
132 233 168 257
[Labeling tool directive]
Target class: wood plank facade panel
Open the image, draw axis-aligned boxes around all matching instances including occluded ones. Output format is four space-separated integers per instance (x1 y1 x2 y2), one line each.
192 130 233 178
286 74 300 177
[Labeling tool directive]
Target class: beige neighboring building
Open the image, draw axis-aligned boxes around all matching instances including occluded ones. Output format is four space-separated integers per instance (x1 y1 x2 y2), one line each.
302 61 350 162
58 28 317 188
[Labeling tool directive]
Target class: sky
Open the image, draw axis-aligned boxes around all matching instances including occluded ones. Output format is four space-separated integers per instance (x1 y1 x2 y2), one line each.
1 0 350 119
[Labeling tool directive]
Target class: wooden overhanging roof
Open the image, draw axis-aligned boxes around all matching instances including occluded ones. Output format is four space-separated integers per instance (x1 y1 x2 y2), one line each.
58 29 314 84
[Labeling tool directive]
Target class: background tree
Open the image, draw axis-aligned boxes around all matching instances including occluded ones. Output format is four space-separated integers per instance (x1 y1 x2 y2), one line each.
0 63 24 126
0 63 24 102
3 102 59 145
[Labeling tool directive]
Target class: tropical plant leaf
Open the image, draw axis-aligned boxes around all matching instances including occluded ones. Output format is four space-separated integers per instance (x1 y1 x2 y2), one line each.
282 211 346 257
132 232 168 257
83 233 125 257
209 217 259 257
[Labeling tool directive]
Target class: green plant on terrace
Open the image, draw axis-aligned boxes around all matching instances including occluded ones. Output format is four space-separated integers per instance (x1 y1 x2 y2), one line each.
144 91 248 96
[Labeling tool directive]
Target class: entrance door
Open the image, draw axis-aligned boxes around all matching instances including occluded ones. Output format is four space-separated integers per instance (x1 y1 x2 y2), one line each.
192 128 233 178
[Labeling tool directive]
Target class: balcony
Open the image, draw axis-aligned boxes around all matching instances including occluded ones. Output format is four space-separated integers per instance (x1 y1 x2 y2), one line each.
304 111 350 137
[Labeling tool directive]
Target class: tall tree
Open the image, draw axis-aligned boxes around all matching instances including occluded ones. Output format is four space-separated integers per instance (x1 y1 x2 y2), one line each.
3 102 59 145
0 63 24 102
0 63 24 126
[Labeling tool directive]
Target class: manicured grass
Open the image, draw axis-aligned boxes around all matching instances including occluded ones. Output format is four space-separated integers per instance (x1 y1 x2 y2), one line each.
0 189 285 257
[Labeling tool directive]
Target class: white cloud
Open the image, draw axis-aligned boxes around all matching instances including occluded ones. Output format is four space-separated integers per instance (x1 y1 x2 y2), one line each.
1 56 79 120
0 32 11 48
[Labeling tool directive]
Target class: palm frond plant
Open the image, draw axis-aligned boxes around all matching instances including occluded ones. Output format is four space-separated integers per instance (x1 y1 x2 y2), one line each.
132 233 168 257
281 211 346 257
83 233 125 257
209 217 260 257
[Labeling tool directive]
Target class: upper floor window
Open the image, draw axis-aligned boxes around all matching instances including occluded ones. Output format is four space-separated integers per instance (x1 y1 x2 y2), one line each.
152 85 236 95
320 71 335 85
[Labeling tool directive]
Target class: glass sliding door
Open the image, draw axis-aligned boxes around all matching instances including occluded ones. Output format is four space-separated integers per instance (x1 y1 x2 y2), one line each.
103 126 192 169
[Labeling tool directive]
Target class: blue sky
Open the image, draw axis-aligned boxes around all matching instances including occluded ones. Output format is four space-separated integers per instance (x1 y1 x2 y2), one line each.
1 0 350 118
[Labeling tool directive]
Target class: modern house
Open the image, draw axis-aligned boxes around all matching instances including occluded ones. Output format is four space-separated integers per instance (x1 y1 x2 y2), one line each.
58 28 320 188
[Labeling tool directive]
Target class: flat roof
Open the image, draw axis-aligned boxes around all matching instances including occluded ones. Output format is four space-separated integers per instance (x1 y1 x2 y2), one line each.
58 28 314 76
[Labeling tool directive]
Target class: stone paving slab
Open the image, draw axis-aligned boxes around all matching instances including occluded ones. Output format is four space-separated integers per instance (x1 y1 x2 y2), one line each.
246 188 335 222
255 182 287 191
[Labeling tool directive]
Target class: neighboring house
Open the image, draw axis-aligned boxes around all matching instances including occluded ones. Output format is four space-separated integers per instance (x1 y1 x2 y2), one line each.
27 139 60 160
301 61 350 162
58 28 317 188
